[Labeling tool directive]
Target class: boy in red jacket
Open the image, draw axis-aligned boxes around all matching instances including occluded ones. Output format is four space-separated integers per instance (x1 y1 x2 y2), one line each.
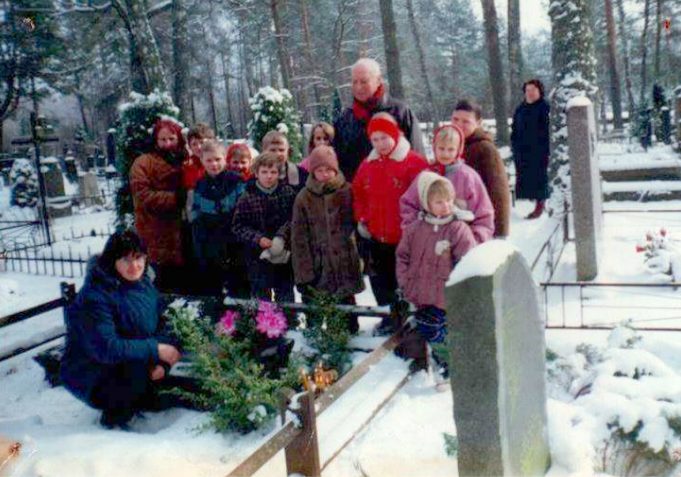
352 112 428 333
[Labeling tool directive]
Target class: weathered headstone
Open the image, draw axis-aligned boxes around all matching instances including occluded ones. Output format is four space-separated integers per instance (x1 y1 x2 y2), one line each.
567 97 602 281
446 240 550 477
78 171 102 207
40 157 65 197
64 155 78 183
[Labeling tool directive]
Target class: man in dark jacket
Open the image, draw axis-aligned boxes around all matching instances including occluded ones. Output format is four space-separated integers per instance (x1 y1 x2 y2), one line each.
61 231 185 429
333 58 426 181
452 99 511 238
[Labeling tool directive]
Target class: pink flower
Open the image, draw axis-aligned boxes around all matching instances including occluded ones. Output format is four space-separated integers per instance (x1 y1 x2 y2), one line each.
217 310 239 336
635 244 646 253
660 228 667 237
646 232 653 241
255 300 288 338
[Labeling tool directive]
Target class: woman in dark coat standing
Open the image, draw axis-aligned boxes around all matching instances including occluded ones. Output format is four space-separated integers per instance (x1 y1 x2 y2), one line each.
511 79 551 219
61 230 184 429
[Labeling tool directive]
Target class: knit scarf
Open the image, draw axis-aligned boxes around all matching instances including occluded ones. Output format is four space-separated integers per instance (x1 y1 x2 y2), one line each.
352 83 385 121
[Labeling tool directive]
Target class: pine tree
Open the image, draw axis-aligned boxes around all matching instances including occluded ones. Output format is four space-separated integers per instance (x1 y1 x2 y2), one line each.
247 87 303 162
548 0 599 214
114 90 182 227
9 158 39 208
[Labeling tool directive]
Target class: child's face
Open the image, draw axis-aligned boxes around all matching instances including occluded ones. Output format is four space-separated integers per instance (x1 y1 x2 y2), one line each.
370 131 396 156
156 127 179 151
435 137 460 165
230 153 251 173
256 165 280 189
201 151 226 177
428 195 454 218
266 141 289 165
312 128 331 148
313 165 337 184
189 137 203 157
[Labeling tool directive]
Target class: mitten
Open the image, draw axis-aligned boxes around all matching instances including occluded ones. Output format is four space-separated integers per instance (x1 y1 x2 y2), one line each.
435 240 451 256
453 206 475 223
357 222 372 240
270 236 285 256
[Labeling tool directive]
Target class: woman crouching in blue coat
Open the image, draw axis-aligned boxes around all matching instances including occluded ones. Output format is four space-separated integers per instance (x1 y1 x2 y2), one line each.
61 230 186 429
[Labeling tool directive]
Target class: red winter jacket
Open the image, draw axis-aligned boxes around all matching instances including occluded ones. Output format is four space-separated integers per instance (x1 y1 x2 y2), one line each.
181 155 205 190
352 136 428 245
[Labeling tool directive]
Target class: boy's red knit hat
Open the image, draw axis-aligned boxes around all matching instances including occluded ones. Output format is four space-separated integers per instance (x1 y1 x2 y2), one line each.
367 114 401 145
308 145 339 173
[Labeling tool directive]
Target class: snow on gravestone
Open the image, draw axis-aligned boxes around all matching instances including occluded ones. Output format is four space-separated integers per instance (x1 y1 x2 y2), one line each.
567 96 602 281
42 157 72 218
445 240 550 477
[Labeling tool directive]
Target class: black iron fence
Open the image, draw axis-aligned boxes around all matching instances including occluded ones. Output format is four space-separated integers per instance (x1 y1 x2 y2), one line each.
2 246 91 278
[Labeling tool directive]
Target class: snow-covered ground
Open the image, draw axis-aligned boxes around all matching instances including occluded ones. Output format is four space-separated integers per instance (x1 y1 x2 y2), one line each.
2 143 681 477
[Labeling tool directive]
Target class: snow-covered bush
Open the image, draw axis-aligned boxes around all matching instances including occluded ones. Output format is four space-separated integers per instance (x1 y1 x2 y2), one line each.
247 86 303 162
114 89 182 227
9 158 39 208
546 324 681 476
547 0 598 215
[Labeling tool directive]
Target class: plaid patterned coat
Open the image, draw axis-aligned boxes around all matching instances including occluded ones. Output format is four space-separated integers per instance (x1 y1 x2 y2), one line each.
232 180 297 264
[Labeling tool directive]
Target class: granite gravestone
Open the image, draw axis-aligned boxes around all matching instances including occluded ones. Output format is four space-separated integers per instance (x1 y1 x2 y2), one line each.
41 157 72 218
567 97 602 281
446 240 550 477
78 172 102 207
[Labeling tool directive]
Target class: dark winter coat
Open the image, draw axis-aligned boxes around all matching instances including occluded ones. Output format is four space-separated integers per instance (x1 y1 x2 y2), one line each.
61 258 166 404
232 181 298 266
511 99 551 200
333 94 426 181
291 173 364 297
463 129 511 238
280 161 309 193
191 170 246 265
130 152 184 266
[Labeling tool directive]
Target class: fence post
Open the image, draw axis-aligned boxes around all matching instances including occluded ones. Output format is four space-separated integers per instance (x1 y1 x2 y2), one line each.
284 391 321 477
60 281 76 324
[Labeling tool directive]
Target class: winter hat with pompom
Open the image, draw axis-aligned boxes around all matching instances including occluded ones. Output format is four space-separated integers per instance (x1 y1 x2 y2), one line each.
307 145 339 173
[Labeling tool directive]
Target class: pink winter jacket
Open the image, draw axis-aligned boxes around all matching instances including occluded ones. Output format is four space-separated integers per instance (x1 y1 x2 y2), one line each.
399 161 495 243
396 217 476 310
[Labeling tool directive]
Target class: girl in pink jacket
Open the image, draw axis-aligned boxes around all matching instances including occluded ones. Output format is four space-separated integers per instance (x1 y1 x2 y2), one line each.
399 124 494 243
396 171 476 387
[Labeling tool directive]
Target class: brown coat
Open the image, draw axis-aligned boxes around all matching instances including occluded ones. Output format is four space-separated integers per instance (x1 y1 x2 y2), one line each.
464 128 511 237
130 152 184 266
291 174 364 297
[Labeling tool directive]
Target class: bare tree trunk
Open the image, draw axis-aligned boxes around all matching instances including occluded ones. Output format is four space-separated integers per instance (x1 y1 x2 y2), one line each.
379 0 405 99
616 0 636 116
220 52 234 137
604 0 623 128
480 0 509 145
114 0 168 94
639 0 651 105
300 0 322 119
171 0 190 122
406 0 437 121
654 0 663 78
507 0 523 108
270 0 292 90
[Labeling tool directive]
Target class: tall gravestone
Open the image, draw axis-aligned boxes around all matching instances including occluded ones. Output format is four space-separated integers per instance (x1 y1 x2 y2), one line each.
41 157 72 218
567 97 602 281
446 240 550 477
78 171 102 207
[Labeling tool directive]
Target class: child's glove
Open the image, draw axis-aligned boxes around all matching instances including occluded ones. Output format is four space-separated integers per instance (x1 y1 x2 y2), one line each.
357 222 372 240
270 236 285 256
453 206 475 223
259 248 291 264
435 240 451 256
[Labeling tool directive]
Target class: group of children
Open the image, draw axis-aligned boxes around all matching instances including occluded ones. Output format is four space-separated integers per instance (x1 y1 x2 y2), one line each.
180 113 495 384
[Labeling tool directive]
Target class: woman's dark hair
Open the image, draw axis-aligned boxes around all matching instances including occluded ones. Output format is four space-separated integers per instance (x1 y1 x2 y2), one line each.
99 229 147 274
522 79 545 98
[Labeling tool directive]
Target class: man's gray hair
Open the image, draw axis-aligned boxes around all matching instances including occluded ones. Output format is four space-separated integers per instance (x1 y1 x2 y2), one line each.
351 58 382 79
